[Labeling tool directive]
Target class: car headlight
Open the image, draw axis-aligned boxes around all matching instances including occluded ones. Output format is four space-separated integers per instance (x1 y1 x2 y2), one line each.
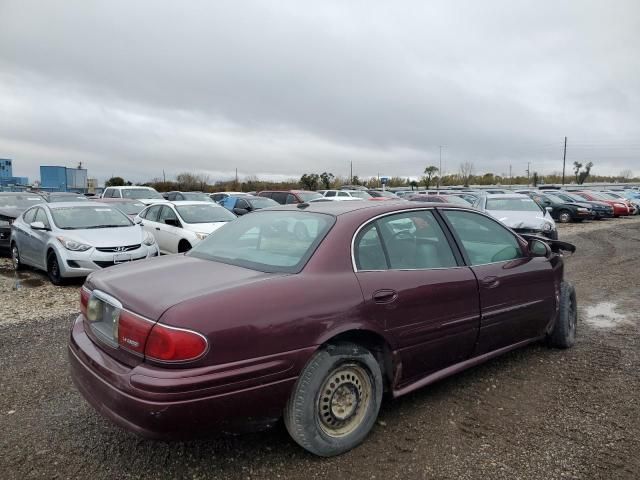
542 223 553 231
142 232 156 246
577 207 589 212
195 232 209 240
57 237 92 251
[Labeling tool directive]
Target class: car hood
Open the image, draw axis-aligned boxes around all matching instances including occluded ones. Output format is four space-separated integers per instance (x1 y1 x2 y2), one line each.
58 225 144 247
86 254 282 319
486 209 554 229
0 207 22 221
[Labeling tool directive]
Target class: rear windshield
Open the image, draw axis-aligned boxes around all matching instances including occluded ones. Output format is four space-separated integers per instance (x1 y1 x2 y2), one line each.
247 197 279 209
0 194 44 209
176 204 237 223
114 202 146 215
50 206 133 229
121 188 164 199
49 194 88 202
486 198 541 212
349 191 372 199
297 192 323 202
188 211 335 273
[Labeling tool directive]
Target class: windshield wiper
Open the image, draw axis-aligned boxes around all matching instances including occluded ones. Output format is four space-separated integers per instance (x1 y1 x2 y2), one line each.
84 224 125 229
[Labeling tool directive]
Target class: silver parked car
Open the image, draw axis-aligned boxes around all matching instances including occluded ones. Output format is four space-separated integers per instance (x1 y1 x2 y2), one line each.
474 193 558 240
10 202 159 284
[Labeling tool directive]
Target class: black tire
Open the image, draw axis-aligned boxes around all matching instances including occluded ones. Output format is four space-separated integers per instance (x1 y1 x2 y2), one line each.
178 240 192 253
11 243 25 271
558 210 572 224
547 282 577 349
47 250 64 286
284 342 383 457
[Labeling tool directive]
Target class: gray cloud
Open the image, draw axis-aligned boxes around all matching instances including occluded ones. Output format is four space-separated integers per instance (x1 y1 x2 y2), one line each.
1 0 639 184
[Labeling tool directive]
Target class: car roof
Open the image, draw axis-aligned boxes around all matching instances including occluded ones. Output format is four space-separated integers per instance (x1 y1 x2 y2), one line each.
45 201 112 209
170 201 220 206
483 193 530 199
106 186 155 190
273 199 467 216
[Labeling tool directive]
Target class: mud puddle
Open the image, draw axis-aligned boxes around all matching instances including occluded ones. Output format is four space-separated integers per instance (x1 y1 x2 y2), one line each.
0 266 46 289
583 302 628 329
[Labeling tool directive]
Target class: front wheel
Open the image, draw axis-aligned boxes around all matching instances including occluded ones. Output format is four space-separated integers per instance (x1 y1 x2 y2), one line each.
547 282 577 349
284 342 383 457
558 210 572 223
11 243 25 271
47 251 64 286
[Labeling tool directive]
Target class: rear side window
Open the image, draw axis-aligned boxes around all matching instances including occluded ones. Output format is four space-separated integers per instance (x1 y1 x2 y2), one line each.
23 207 37 224
143 205 162 221
286 194 298 204
338 191 349 197
443 210 523 265
325 191 336 197
354 210 458 271
271 192 287 204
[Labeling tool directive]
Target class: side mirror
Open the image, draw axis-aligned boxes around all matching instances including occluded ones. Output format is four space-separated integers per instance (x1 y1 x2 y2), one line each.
134 217 143 224
165 218 180 227
30 221 48 231
233 207 249 215
529 238 550 258
545 206 553 212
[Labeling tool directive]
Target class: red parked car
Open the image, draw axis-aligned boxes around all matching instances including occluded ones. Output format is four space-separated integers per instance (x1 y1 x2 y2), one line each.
572 191 630 217
69 201 577 456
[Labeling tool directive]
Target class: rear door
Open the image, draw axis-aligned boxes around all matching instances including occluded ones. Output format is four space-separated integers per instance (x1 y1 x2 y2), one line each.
30 208 52 268
441 209 556 355
139 205 163 249
353 209 480 384
15 207 38 263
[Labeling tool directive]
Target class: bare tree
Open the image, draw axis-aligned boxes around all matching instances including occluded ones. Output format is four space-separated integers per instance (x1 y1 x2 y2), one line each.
620 169 633 180
458 162 474 187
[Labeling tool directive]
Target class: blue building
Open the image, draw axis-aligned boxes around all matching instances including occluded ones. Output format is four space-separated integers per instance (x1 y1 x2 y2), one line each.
40 165 88 192
0 158 12 179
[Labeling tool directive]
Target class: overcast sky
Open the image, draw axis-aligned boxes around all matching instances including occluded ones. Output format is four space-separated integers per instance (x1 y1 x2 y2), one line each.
1 0 639 185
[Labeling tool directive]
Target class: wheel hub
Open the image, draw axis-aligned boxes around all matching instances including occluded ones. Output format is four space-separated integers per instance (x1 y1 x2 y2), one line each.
317 364 371 437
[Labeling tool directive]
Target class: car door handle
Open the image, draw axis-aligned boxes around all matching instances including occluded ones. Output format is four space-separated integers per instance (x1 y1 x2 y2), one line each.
373 289 398 304
480 276 500 289
155 227 160 231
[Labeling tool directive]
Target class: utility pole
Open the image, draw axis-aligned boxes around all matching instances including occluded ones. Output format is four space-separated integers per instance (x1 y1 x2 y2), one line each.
438 145 444 189
509 164 512 186
526 162 530 185
561 136 567 185
350 161 353 183
163 169 166 183
235 168 238 189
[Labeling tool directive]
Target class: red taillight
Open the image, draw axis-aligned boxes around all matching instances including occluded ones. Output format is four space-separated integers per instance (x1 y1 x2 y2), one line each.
117 310 154 355
144 324 208 362
80 288 90 317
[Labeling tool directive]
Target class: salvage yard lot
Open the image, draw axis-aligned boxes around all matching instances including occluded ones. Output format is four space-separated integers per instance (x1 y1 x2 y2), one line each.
1 216 639 479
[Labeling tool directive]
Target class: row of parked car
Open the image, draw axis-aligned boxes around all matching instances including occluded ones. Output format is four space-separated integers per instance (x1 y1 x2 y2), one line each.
1 184 637 284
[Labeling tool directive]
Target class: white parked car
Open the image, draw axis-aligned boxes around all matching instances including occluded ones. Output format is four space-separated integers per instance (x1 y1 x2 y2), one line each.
320 190 372 201
101 186 167 205
474 193 558 239
135 201 236 254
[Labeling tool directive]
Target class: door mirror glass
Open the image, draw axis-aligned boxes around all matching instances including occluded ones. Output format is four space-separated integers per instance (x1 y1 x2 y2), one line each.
30 221 47 230
529 239 550 257
233 207 249 215
165 218 180 227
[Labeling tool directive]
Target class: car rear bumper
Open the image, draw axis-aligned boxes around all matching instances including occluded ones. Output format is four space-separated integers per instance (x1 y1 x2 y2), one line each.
68 316 307 438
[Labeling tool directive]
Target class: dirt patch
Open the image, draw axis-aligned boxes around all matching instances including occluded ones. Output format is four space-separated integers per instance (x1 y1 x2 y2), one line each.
1 219 639 479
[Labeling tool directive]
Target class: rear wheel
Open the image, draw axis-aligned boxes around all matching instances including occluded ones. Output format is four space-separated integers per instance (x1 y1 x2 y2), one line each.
547 282 577 349
47 250 64 285
284 342 383 457
11 243 25 271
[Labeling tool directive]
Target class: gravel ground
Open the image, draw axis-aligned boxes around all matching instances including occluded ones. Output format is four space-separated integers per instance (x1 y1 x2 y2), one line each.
1 216 639 479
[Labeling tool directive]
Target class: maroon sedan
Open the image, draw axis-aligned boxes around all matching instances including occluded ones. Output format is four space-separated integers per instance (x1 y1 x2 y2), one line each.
69 201 577 456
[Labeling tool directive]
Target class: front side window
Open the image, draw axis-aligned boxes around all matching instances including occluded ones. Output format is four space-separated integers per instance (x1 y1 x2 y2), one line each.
325 191 336 197
338 191 349 197
158 206 178 223
34 208 50 228
443 210 523 265
189 211 335 273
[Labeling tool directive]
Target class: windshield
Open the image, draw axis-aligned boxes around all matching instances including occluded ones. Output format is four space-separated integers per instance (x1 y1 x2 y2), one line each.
188 211 334 273
0 194 44 210
176 204 237 223
545 194 566 203
181 192 213 202
49 194 89 202
599 192 622 199
298 192 323 202
349 191 372 199
50 206 133 229
247 197 279 209
114 202 146 215
121 188 164 199
486 197 542 212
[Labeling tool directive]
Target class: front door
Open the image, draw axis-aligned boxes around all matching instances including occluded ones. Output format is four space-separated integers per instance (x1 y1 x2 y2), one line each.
441 209 556 355
157 206 182 253
353 209 480 385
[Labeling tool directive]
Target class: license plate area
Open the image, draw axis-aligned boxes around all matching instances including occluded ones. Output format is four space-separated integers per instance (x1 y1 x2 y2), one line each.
113 253 132 264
